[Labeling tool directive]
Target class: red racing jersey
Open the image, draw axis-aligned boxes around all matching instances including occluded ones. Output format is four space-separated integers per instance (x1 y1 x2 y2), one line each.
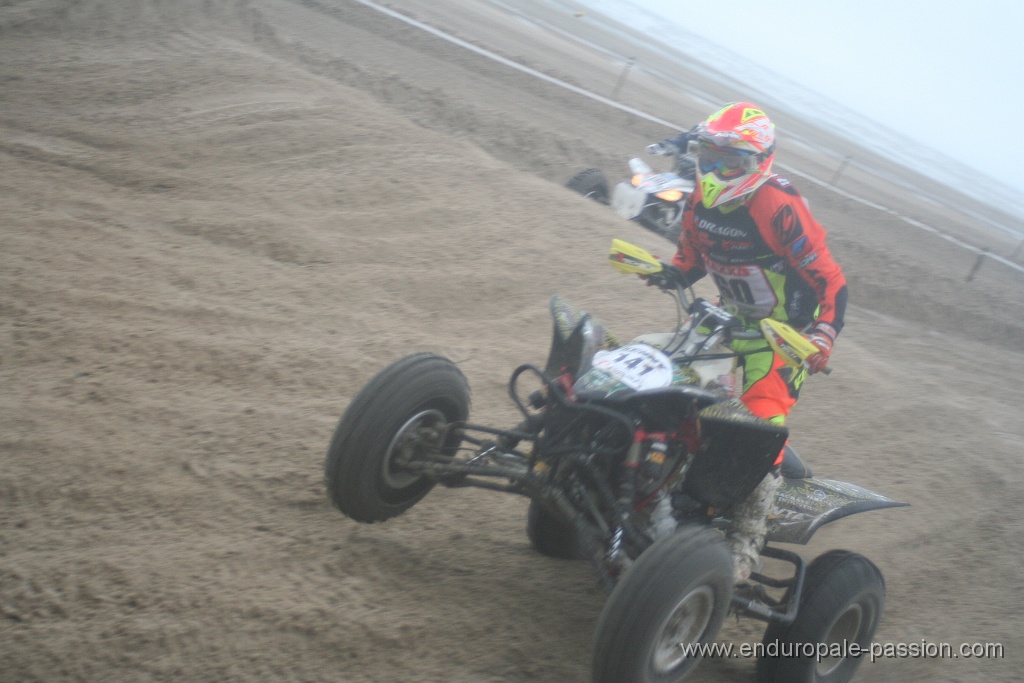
672 175 848 335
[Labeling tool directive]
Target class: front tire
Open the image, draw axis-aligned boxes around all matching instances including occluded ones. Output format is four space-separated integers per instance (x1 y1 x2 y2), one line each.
566 168 610 204
756 550 885 683
324 353 470 523
592 525 733 683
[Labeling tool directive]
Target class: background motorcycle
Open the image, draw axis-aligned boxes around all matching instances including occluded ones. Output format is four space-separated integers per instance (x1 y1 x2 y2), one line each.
566 145 696 243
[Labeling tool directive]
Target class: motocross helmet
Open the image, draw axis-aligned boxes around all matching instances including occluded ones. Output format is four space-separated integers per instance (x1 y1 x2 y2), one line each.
690 102 776 209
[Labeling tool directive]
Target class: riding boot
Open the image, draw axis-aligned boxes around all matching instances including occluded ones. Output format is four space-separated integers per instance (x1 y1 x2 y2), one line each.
726 471 782 582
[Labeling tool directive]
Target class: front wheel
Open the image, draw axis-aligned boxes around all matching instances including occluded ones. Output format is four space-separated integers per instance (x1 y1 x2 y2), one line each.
324 353 470 523
592 525 733 683
757 550 885 683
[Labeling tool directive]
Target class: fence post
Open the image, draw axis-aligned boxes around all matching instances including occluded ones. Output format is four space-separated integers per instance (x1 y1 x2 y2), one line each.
829 155 851 186
610 57 635 100
966 247 990 282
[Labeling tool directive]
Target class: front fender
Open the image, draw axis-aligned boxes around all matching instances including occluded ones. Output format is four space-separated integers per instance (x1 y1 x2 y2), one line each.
766 477 908 545
544 295 618 378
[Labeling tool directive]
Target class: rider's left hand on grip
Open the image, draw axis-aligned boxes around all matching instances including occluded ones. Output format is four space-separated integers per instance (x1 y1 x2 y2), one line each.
803 329 834 375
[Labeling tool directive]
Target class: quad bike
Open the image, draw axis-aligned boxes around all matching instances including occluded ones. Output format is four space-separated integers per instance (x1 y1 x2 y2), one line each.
324 240 906 683
566 149 696 243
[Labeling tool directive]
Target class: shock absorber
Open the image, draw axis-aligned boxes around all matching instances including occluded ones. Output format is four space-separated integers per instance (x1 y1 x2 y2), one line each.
642 436 669 480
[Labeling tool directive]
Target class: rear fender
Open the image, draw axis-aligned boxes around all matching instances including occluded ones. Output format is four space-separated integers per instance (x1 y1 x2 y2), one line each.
766 477 908 545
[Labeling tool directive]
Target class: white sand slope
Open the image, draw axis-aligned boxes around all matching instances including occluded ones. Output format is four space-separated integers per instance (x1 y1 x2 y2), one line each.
2 1 1022 681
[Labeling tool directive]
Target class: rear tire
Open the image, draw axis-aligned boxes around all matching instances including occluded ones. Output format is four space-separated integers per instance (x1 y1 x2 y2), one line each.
756 550 885 683
566 168 610 204
526 500 585 560
592 525 733 683
324 353 470 523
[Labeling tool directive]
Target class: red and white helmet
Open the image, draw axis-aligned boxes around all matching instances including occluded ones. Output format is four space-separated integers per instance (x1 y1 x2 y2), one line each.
690 102 776 209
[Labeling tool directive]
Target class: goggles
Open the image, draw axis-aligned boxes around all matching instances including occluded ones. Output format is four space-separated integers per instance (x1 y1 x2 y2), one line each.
689 139 760 180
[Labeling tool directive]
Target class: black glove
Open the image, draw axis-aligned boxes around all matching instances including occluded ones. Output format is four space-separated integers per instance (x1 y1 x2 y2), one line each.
642 262 689 291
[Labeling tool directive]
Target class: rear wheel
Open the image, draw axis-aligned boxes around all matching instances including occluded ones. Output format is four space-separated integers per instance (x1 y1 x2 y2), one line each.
756 550 885 683
566 168 610 204
592 525 733 683
324 353 469 523
526 500 585 560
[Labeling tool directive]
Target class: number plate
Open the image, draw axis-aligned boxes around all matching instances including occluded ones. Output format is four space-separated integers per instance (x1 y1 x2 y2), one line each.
591 344 673 391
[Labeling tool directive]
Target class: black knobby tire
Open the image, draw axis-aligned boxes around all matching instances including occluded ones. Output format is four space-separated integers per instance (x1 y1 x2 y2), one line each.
592 525 734 683
324 352 470 523
566 168 610 204
756 550 885 683
526 500 585 560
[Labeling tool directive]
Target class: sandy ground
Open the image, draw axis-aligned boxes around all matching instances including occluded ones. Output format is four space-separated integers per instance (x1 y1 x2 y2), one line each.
2 1 1023 681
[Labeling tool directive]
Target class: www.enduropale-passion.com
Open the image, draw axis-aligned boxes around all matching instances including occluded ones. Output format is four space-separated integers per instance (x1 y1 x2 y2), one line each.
678 639 1005 663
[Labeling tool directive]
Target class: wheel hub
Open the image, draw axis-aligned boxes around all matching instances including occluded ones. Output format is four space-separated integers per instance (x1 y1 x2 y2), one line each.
816 603 864 676
651 584 716 673
381 408 447 489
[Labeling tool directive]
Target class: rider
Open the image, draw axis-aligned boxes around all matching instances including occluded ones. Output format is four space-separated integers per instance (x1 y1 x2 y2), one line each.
646 102 848 582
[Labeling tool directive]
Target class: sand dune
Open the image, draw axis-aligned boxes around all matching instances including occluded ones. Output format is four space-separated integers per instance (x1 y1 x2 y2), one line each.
2 1 1022 681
